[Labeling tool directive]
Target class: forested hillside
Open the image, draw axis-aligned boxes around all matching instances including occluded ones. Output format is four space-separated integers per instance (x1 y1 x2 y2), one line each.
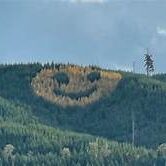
0 63 166 165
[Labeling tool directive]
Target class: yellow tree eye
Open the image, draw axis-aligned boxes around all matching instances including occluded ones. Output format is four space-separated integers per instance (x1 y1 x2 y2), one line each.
31 65 122 107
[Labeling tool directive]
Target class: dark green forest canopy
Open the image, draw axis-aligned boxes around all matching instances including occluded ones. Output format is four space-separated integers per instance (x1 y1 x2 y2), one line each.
0 63 166 165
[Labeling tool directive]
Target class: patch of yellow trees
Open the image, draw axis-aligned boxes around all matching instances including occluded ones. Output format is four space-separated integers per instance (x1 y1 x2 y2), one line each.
32 65 121 107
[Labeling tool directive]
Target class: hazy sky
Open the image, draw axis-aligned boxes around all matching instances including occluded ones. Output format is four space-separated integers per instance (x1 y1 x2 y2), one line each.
0 0 166 72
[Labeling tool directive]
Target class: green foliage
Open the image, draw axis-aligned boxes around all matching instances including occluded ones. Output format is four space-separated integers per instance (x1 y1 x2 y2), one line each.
0 95 157 165
54 72 69 86
0 63 166 165
54 86 97 100
144 50 154 76
87 71 101 83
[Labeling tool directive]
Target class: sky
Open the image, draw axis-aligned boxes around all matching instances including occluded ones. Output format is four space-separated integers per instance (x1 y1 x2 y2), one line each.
0 0 166 73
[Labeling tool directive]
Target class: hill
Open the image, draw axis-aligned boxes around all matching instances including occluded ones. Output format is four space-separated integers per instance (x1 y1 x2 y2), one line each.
0 63 166 165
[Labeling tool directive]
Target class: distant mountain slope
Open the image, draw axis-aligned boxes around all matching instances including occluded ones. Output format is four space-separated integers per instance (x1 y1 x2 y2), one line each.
0 63 166 165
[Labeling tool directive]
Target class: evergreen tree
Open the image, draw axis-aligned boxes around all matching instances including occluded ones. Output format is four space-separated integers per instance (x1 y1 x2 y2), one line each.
144 49 154 76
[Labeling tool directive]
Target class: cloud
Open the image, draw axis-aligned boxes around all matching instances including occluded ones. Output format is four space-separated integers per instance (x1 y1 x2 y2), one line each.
64 0 159 3
42 0 107 3
68 0 107 3
157 27 166 36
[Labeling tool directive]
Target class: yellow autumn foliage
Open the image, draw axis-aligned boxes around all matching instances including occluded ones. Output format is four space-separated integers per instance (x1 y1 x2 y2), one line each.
31 65 122 107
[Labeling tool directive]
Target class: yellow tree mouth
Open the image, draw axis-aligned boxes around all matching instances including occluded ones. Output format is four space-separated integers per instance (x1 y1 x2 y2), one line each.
31 65 122 107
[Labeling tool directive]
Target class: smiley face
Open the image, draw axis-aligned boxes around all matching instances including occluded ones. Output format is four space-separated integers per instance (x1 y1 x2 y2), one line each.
32 65 121 107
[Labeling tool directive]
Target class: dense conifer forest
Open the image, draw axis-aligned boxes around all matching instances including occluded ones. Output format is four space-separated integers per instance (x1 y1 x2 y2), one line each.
0 63 166 165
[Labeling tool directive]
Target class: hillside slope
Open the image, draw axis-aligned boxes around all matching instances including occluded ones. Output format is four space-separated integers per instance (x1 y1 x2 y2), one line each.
0 63 166 165
0 92 157 166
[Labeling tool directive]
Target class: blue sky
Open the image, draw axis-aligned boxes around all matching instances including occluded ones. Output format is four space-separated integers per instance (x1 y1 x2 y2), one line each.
0 0 166 72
